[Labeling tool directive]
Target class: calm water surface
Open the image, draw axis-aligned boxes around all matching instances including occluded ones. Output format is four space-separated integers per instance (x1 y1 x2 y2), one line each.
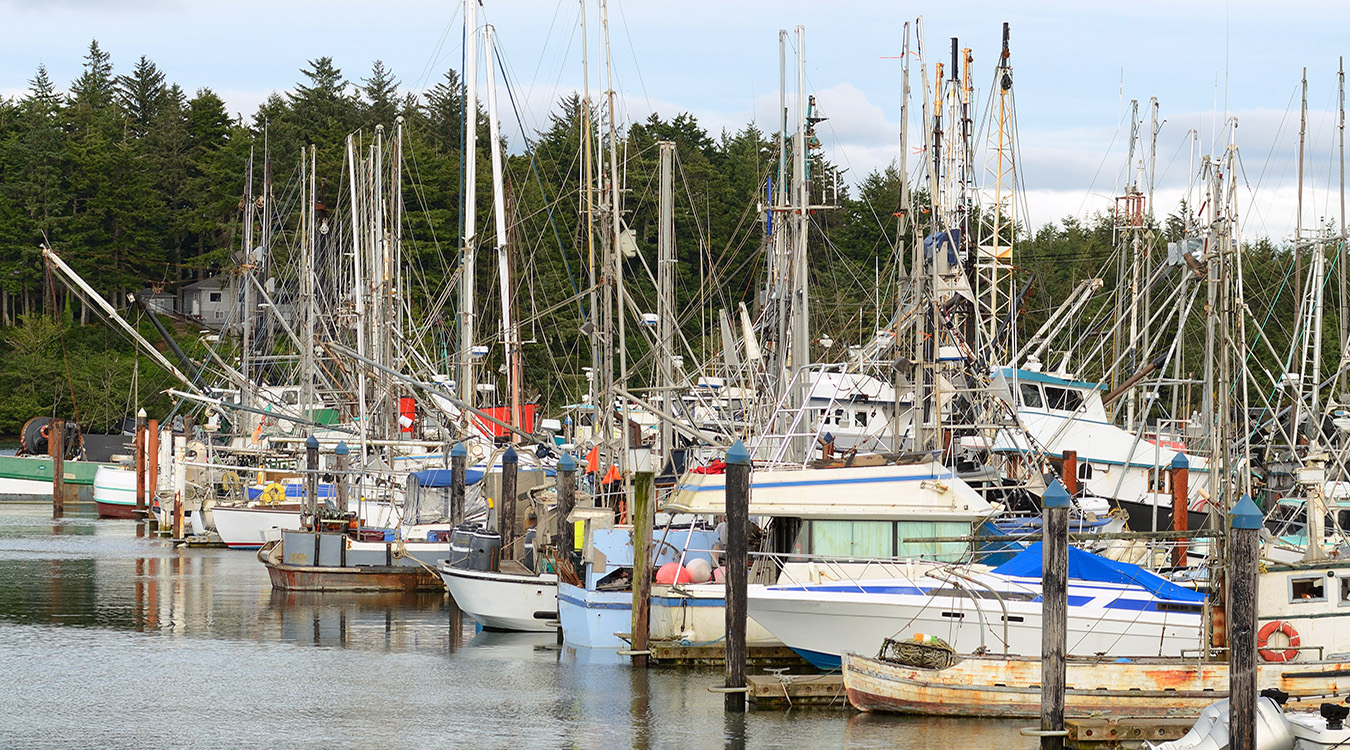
0 504 1034 749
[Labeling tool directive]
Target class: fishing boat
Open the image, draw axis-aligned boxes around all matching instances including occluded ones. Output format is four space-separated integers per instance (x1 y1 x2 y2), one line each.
841 651 1350 718
749 542 1206 670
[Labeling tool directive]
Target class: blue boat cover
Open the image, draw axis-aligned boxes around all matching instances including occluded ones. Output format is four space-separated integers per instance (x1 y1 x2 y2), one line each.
991 542 1205 603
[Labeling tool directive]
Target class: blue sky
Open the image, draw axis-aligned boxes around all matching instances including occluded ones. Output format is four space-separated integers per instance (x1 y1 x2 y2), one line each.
3 0 1348 240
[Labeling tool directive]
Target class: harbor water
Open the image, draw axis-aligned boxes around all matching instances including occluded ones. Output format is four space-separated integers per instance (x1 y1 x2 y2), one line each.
0 503 1033 748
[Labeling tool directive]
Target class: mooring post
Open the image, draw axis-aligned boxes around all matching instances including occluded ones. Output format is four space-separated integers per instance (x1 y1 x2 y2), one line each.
146 419 160 524
305 434 319 525
723 439 751 712
500 446 518 560
51 419 65 519
556 452 577 553
1040 479 1071 750
450 442 467 527
172 433 186 540
1062 450 1078 495
135 408 147 513
1171 453 1190 567
631 464 655 668
334 441 349 521
1229 495 1262 750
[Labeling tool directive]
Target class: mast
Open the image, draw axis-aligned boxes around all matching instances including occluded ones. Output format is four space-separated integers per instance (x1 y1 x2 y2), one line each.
347 134 370 479
302 145 317 418
894 20 911 453
242 146 255 412
977 22 1015 364
581 0 599 428
601 0 626 479
485 23 520 436
1340 58 1348 403
789 24 810 459
772 28 789 421
658 140 675 467
1292 69 1307 450
460 0 479 408
914 16 933 453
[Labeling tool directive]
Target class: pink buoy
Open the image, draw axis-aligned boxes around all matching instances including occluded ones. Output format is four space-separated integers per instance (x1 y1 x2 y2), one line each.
712 566 726 584
656 561 691 584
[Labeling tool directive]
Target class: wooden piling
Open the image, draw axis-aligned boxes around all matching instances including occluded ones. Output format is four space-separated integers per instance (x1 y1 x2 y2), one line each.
305 434 319 523
51 419 65 519
135 409 147 513
631 468 655 669
1228 495 1262 750
450 442 466 527
1170 453 1190 567
1040 479 1072 750
723 439 751 712
1062 450 1078 495
500 446 518 560
334 441 349 523
555 452 576 553
146 419 159 519
172 434 186 540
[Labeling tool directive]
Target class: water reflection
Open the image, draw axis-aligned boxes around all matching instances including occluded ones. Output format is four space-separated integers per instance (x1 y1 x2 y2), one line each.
0 504 1038 749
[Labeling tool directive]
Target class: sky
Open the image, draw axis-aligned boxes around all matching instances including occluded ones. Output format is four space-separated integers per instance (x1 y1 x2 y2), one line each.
4 0 1350 241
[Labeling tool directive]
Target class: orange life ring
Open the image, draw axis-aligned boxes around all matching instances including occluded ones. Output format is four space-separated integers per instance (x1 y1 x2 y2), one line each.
1257 620 1300 662
39 424 49 440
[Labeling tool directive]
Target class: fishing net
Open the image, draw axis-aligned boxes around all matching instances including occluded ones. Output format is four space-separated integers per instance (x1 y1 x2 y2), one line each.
877 634 960 670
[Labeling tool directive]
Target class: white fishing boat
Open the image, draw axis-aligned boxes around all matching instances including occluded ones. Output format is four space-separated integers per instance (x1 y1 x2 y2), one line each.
748 542 1205 670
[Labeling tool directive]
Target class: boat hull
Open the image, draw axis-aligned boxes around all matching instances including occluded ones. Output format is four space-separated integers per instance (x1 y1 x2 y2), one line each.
93 465 138 518
558 582 631 648
842 652 1350 718
213 505 303 549
439 565 558 632
259 540 443 592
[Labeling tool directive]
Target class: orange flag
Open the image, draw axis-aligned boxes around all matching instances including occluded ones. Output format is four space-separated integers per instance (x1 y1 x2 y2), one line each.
601 463 622 484
586 445 600 473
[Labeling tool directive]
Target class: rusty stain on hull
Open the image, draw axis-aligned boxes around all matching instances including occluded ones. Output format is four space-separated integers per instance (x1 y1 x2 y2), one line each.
842 652 1348 718
258 541 445 593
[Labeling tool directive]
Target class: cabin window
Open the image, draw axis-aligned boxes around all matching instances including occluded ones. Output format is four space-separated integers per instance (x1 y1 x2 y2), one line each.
282 390 299 405
1290 576 1326 602
897 521 970 562
1148 468 1169 493
834 408 845 426
1044 387 1083 412
810 520 893 558
209 292 222 303
854 411 867 428
1019 384 1044 408
1340 577 1350 606
1078 463 1093 481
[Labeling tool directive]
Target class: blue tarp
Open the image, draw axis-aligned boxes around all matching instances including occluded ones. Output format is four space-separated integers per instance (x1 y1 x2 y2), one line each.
990 541 1205 604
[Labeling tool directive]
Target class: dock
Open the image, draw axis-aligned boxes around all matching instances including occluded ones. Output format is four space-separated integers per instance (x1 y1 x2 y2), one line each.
646 640 810 669
1062 717 1193 748
747 674 847 709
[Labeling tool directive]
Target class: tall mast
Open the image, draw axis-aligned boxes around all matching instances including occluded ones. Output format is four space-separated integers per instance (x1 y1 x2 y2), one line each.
581 0 599 422
977 22 1015 364
790 24 810 461
893 20 911 453
485 24 519 435
914 16 933 453
1340 58 1348 403
1292 69 1307 449
602 0 626 478
771 28 789 416
459 0 479 408
347 134 370 475
241 146 255 413
657 140 676 467
302 145 317 417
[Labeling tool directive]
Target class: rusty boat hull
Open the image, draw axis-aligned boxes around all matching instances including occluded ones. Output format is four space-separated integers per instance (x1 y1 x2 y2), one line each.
842 652 1350 718
258 540 444 593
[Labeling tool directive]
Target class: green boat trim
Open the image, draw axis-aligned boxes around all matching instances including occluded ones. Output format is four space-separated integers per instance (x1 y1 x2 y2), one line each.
0 455 116 486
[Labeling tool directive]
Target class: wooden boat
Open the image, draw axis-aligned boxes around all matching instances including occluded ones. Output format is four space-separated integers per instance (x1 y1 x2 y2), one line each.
258 533 444 593
842 652 1350 718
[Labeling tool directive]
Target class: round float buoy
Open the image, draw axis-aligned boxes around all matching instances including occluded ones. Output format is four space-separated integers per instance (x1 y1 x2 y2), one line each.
686 558 713 584
1257 620 1301 662
655 562 691 584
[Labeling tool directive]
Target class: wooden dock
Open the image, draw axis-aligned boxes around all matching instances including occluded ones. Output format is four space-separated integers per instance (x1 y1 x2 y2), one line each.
746 674 847 709
1062 717 1193 748
645 640 810 669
